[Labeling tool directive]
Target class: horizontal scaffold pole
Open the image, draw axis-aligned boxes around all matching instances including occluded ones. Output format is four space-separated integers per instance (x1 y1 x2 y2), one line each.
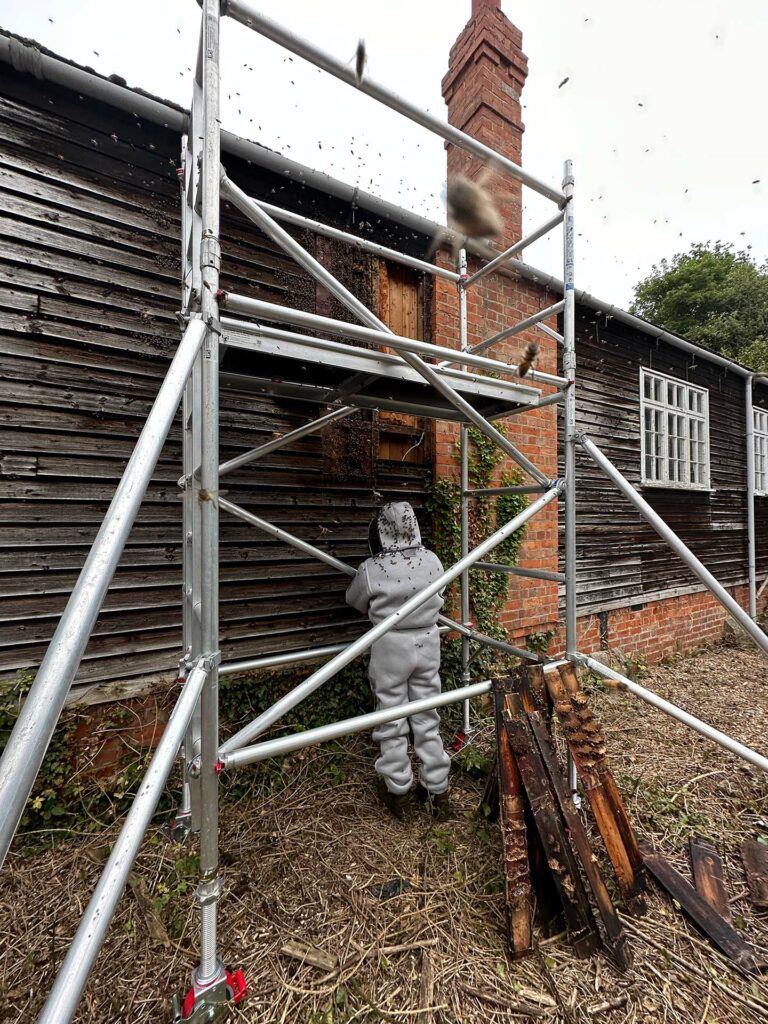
475 562 566 583
465 211 564 288
220 644 353 678
0 317 207 872
224 1 565 205
466 483 548 496
220 291 566 388
220 172 553 486
219 483 562 755
444 616 540 663
220 629 451 679
579 433 768 657
579 656 768 774
224 680 493 769
38 658 210 1023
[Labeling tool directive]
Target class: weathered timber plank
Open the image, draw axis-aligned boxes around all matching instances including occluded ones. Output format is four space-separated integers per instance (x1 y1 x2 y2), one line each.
493 683 533 958
549 664 646 909
741 840 768 909
690 837 731 921
527 710 631 971
644 849 761 973
503 689 601 958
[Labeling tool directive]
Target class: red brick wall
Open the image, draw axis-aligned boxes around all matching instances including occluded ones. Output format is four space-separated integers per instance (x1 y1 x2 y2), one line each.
573 585 767 666
437 0 560 645
437 1 763 664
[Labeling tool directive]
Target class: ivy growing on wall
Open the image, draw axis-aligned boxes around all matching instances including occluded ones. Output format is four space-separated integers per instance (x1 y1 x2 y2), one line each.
428 425 530 686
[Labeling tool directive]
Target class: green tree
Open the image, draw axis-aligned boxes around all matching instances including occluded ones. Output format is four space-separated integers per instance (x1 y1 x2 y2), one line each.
631 242 768 371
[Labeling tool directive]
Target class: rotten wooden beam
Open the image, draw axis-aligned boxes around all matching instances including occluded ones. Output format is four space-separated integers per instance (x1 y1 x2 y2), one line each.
643 848 761 974
527 709 632 972
741 839 768 909
503 691 601 959
546 664 645 908
559 663 645 883
520 663 551 716
493 682 533 958
689 837 731 921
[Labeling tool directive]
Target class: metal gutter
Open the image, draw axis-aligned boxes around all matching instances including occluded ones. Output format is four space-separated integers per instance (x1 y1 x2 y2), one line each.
0 30 440 245
0 29 764 382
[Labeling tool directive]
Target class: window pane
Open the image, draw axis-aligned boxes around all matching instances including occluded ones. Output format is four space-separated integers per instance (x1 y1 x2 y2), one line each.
641 372 709 487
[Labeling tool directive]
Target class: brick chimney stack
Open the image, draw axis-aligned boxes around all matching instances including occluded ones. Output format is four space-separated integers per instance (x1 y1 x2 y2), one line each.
441 0 528 240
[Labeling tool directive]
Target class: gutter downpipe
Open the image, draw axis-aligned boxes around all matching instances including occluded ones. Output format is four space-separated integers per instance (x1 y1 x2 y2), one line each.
746 372 768 620
747 374 757 619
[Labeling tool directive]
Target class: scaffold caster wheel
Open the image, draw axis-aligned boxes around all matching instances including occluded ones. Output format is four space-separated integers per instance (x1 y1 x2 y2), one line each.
171 968 246 1022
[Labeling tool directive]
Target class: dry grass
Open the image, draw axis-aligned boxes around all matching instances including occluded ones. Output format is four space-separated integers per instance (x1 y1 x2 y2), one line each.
2 640 768 1023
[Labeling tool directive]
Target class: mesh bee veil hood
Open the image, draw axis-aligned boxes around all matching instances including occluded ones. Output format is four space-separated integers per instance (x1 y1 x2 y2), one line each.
376 502 422 552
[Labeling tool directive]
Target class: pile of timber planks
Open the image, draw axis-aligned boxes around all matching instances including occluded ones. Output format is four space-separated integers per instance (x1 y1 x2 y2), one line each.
484 664 646 970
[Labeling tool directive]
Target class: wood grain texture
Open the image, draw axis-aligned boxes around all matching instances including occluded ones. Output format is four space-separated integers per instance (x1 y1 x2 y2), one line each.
690 837 731 921
0 65 432 694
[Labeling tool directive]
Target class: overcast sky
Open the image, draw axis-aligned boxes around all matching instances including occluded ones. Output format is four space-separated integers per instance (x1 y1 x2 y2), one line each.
1 0 766 308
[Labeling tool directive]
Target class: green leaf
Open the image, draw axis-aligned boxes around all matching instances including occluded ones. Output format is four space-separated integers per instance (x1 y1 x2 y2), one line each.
495 962 506 979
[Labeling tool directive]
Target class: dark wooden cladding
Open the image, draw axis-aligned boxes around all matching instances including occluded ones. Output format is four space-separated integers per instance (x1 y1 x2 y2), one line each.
560 310 768 614
0 65 433 692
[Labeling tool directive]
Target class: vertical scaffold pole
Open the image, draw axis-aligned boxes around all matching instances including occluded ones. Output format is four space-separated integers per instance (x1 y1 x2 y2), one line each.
177 115 204 840
195 0 225 1001
562 161 579 799
746 375 757 620
458 249 472 737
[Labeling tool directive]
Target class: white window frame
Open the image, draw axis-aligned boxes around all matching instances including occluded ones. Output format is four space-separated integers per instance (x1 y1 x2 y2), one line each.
640 368 710 491
754 408 768 497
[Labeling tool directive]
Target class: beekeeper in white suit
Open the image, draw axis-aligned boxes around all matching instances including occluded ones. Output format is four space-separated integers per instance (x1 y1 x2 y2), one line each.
346 502 451 819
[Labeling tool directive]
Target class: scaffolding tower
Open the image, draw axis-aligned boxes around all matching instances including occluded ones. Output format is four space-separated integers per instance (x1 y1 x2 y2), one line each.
1 2 767 1020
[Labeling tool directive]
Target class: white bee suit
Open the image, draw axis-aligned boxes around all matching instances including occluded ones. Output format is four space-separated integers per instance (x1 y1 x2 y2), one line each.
346 502 451 796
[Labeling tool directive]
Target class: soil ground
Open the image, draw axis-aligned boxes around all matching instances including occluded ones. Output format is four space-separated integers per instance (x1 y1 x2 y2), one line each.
1 640 767 1023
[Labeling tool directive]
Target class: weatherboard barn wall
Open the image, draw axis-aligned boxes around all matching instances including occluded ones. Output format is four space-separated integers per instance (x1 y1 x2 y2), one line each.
0 56 432 700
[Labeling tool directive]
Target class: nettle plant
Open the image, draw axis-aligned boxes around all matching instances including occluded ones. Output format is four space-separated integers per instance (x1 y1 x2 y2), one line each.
428 426 529 687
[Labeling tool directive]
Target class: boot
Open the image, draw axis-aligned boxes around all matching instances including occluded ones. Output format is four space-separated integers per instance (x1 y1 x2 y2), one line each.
376 778 410 820
415 783 450 820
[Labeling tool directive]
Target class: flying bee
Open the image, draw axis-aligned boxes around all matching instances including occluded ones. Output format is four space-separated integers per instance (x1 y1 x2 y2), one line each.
354 39 367 86
428 164 503 262
516 340 539 377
